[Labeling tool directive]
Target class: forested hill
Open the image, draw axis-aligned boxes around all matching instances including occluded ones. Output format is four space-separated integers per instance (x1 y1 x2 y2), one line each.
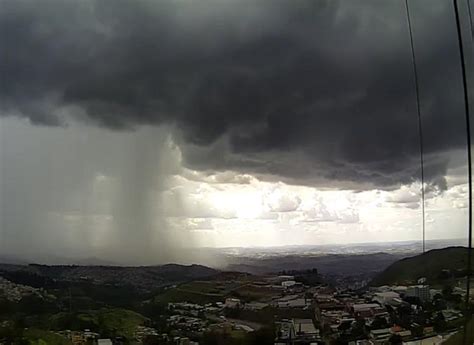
0 263 218 292
371 246 473 286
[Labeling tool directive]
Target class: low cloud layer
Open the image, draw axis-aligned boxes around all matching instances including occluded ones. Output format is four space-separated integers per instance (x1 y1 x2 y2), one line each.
1 0 469 189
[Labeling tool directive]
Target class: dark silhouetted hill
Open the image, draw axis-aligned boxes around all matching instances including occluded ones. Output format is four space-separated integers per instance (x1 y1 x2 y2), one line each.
371 246 473 286
0 263 218 292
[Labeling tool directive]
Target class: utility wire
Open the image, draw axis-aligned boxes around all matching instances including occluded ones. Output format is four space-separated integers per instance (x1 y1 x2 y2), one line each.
452 0 473 343
453 0 473 313
405 0 426 253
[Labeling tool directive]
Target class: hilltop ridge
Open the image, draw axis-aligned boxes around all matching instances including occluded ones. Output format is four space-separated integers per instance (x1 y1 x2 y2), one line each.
0 263 218 292
371 246 473 286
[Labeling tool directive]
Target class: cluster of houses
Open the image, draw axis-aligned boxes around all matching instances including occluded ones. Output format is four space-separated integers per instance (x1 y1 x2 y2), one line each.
0 276 45 302
161 275 318 344
275 318 322 344
160 274 466 344
166 300 258 342
138 333 200 345
55 329 102 345
1 271 468 345
167 314 209 334
314 281 462 344
56 327 171 345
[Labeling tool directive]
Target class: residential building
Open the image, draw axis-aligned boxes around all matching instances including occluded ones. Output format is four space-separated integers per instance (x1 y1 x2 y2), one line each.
373 291 400 305
406 285 430 302
351 303 385 318
98 339 113 345
225 298 241 308
282 280 296 288
369 328 391 344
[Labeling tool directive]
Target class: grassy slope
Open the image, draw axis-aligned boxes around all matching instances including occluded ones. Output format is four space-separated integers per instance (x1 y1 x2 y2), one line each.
49 308 146 339
154 278 252 305
154 287 223 304
97 308 146 338
24 329 72 345
371 247 472 286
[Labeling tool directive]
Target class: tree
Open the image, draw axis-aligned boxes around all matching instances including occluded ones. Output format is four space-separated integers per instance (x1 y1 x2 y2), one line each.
371 316 388 330
438 270 451 280
142 335 161 345
351 318 366 338
433 297 447 311
433 312 447 333
249 326 275 345
411 324 423 338
404 296 421 306
389 334 403 344
442 286 453 297
338 321 351 332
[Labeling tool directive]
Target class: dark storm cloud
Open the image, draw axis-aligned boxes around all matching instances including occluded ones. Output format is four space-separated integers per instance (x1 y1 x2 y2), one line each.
0 0 468 189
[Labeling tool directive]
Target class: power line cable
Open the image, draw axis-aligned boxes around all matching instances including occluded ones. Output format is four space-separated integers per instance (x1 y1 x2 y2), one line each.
405 0 426 253
453 0 473 313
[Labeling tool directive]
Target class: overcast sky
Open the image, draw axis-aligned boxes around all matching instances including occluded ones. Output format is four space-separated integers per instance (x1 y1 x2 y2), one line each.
0 0 471 264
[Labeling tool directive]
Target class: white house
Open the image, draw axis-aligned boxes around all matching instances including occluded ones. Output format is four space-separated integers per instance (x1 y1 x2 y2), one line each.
225 298 241 308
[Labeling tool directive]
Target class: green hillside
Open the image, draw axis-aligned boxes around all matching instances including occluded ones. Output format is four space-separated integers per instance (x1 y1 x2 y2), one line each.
371 247 473 286
49 308 146 339
23 329 72 345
